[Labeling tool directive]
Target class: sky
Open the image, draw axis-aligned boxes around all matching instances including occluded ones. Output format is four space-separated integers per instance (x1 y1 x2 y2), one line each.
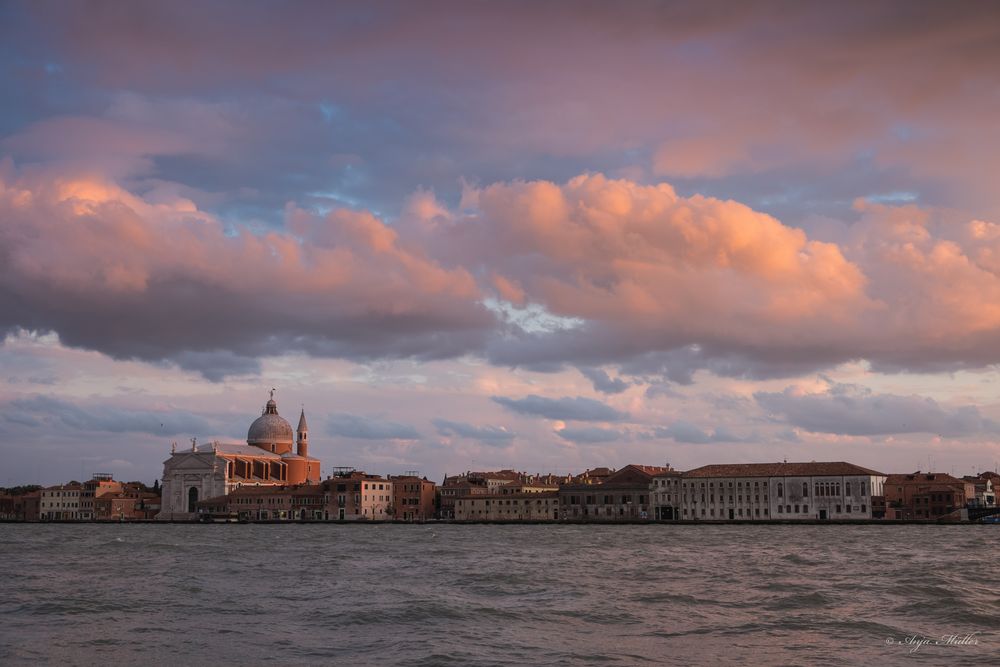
2 0 1000 486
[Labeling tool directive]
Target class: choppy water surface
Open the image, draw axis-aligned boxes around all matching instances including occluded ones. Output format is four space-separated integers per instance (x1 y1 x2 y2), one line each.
1 524 997 666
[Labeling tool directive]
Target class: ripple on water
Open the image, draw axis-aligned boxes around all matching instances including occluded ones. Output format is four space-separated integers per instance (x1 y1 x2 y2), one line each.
0 523 997 666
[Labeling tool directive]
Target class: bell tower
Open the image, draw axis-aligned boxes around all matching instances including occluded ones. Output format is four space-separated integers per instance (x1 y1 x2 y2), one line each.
297 408 309 458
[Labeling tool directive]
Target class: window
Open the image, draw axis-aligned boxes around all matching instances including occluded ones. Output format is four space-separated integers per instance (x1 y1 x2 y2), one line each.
777 483 783 498
778 505 783 514
803 482 809 497
803 504 808 513
846 482 851 495
836 504 841 513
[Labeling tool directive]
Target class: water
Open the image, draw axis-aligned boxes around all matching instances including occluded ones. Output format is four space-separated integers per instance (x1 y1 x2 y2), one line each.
1 524 997 666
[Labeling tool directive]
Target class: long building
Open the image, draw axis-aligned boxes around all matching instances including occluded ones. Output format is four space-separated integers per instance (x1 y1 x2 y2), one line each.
679 462 887 521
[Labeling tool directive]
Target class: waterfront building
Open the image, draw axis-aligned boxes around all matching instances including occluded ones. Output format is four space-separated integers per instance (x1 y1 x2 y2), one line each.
559 465 671 520
884 472 975 520
158 394 321 520
321 470 395 520
455 491 559 520
389 474 437 521
962 474 996 508
650 468 683 520
680 462 886 520
94 485 161 520
0 490 40 520
39 482 83 520
198 484 327 521
79 474 123 519
439 475 488 519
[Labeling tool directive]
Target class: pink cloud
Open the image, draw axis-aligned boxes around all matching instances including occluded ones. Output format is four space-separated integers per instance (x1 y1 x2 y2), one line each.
0 165 493 378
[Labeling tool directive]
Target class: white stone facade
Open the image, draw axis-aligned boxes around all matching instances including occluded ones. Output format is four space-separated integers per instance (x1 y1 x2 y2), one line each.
679 463 887 521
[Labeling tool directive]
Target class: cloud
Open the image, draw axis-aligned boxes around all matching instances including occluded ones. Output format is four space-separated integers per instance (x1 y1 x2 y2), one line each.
432 418 515 446
492 394 628 422
0 167 494 380
755 383 1000 437
326 413 421 440
555 425 624 444
579 367 629 394
5 395 211 436
652 422 746 445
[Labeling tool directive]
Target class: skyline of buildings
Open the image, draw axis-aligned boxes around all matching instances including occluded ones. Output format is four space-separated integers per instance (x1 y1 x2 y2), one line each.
2 3 1000 492
4 393 997 523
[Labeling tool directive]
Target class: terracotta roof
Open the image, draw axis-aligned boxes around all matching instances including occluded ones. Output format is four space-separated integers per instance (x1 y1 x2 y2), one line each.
684 461 886 478
885 472 969 486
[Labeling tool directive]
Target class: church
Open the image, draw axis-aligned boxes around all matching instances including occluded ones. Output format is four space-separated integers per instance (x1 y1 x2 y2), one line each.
157 393 321 520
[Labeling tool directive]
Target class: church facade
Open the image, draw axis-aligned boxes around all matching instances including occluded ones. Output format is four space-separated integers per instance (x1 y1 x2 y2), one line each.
157 394 321 520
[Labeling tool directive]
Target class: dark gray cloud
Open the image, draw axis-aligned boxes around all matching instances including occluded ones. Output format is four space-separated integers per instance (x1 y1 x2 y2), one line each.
171 350 262 382
579 367 630 394
432 418 515 446
326 413 421 440
555 426 623 444
653 422 746 445
755 384 1000 437
492 394 628 422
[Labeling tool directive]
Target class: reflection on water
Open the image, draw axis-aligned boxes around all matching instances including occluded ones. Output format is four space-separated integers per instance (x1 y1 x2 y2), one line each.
1 524 996 666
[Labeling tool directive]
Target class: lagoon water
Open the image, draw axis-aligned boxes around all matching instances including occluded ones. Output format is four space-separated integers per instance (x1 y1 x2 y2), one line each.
1 523 997 666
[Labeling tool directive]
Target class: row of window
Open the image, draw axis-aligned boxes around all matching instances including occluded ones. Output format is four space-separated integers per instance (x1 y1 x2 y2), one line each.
683 507 769 517
564 495 648 505
459 498 556 506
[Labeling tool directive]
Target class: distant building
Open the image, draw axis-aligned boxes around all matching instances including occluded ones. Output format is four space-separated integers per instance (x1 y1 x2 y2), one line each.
158 394 321 520
389 475 437 521
94 485 161 520
559 465 672 520
455 491 559 520
680 462 886 521
650 468 683 520
80 474 123 519
39 482 84 520
322 470 394 520
962 474 997 508
884 472 976 520
441 470 567 518
199 484 326 521
439 477 488 518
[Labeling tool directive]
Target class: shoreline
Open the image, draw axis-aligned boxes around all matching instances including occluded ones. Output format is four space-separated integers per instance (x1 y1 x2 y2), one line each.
2 518 990 526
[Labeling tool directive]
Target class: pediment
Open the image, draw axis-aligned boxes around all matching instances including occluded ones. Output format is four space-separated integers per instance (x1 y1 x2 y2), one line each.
164 453 216 472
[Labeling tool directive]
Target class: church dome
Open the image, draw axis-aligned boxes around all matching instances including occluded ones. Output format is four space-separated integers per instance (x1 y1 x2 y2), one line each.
247 398 294 448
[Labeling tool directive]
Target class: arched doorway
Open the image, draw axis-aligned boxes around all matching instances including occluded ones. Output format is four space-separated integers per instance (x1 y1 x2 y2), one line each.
188 487 199 513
